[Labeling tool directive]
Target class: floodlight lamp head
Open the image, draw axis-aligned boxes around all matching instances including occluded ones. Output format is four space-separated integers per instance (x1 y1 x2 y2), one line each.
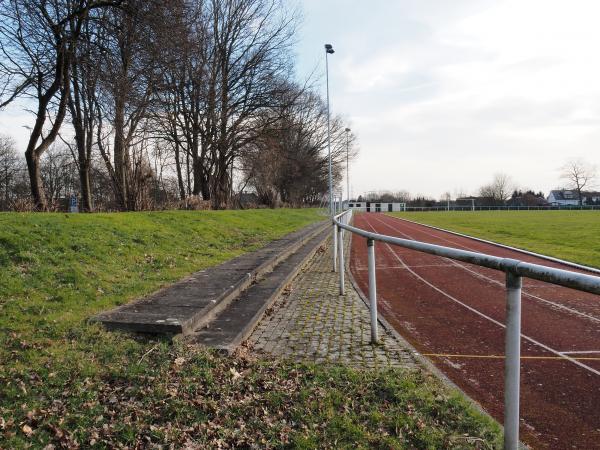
325 44 334 54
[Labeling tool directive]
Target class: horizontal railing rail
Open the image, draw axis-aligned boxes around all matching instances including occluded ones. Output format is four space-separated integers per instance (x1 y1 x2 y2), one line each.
404 205 600 211
332 213 600 450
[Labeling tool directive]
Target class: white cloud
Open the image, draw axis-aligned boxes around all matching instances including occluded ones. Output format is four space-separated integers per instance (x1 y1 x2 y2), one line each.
302 0 600 198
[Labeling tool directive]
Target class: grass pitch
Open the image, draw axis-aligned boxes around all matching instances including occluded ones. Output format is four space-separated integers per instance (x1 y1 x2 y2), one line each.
0 209 501 448
390 211 600 268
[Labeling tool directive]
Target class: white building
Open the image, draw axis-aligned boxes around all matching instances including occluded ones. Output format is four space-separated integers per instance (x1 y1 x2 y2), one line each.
547 190 579 206
547 190 600 206
348 201 406 212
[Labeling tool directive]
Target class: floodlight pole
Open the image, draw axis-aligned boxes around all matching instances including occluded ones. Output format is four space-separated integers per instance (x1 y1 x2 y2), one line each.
345 128 351 209
325 44 334 217
325 44 337 272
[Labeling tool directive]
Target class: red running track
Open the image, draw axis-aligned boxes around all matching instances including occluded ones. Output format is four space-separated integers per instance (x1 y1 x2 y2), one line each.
349 213 600 449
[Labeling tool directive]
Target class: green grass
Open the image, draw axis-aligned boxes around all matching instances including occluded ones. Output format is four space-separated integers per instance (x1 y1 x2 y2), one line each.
390 211 600 268
0 209 502 448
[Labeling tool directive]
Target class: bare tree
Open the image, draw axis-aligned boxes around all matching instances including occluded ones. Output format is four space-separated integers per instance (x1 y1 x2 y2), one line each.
0 0 120 210
393 190 412 203
153 0 211 201
0 134 25 209
40 144 78 208
441 191 451 207
204 0 299 209
150 0 301 209
64 8 109 212
94 0 166 210
479 173 513 205
240 85 356 207
0 0 325 212
560 159 597 206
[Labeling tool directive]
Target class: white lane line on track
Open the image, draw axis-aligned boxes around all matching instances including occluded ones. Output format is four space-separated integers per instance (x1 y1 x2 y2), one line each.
560 350 600 355
448 259 600 324
354 264 455 271
362 214 600 377
378 215 600 324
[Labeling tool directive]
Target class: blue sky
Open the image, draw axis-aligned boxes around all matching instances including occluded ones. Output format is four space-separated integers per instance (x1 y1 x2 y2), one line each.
295 0 600 199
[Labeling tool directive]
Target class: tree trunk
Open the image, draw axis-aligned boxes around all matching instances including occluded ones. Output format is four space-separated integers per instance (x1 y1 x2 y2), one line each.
185 150 191 196
70 107 94 212
25 150 46 210
211 157 229 209
79 162 93 212
173 143 186 200
4 167 8 208
201 179 211 201
192 155 203 196
113 97 128 210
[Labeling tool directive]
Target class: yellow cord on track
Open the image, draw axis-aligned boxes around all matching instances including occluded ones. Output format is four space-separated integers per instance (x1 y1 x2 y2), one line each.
420 353 600 361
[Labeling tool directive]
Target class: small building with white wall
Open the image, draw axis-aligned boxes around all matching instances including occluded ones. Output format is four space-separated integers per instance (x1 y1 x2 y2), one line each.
547 190 580 206
547 189 600 206
348 201 406 212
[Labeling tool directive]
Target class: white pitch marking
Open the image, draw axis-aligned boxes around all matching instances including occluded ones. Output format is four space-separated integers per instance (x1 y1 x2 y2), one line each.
379 215 600 324
364 214 600 377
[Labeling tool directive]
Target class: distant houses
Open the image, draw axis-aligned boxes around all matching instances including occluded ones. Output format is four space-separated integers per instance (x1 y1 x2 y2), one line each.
547 190 600 206
352 189 600 209
508 191 548 207
456 191 548 207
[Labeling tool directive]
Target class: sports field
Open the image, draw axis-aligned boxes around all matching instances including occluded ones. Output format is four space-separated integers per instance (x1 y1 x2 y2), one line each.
390 210 600 268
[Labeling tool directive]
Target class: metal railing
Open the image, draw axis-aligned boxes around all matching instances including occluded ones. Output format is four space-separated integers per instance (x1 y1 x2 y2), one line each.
332 212 600 450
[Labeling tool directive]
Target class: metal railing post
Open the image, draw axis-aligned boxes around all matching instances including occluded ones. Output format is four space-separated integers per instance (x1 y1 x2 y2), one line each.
333 223 338 272
338 225 345 295
504 272 522 450
367 238 378 343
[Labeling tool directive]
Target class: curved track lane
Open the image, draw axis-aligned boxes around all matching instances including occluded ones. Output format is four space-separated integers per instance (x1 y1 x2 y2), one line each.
349 213 600 449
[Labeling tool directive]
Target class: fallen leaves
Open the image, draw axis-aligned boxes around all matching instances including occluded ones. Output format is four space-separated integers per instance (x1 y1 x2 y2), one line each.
174 356 186 367
0 343 501 449
229 367 241 381
21 423 33 437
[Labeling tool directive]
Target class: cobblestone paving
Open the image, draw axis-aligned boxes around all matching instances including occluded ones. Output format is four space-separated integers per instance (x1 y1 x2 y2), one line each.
248 233 417 370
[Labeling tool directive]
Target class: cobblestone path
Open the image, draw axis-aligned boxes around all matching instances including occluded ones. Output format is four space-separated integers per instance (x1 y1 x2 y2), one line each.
248 233 417 370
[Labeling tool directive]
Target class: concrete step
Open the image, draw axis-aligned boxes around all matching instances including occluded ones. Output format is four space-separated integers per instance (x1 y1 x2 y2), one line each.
187 227 329 353
91 221 327 335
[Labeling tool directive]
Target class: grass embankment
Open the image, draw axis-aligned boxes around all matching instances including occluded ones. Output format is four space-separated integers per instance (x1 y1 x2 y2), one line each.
1 209 501 448
391 210 600 268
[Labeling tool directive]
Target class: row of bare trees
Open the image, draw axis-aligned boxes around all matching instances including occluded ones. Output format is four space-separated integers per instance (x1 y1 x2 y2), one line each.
0 134 131 211
476 160 597 207
240 90 355 207
357 159 597 208
0 0 356 211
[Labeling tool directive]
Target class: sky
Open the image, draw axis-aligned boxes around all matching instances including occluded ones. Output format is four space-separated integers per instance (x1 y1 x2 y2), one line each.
295 0 600 199
2 1 600 200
